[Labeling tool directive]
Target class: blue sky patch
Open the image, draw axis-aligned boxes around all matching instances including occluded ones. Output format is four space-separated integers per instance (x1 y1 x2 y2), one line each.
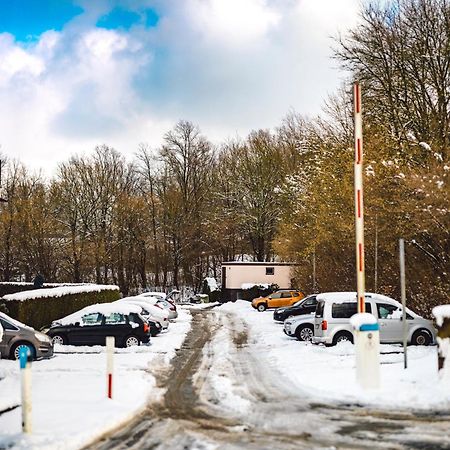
0 0 83 41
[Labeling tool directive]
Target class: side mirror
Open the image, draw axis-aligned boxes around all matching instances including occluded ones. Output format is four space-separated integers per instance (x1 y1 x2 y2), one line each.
74 322 80 327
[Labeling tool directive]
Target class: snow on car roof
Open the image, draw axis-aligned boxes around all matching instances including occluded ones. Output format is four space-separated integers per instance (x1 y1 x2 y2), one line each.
54 303 142 326
139 291 166 298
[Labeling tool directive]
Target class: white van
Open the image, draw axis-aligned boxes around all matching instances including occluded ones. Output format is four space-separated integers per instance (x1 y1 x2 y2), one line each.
313 292 435 346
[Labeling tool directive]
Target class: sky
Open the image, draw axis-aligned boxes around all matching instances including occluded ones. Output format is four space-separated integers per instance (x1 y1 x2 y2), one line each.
0 0 361 175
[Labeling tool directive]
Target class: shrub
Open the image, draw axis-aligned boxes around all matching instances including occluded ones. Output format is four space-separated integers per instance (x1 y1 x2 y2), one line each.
241 283 279 301
0 285 121 330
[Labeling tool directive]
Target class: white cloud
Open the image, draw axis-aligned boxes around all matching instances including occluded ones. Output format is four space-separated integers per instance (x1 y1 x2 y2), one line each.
0 0 360 176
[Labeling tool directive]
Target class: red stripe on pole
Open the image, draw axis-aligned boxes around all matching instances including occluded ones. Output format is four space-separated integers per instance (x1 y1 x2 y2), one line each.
356 139 362 164
355 83 361 113
359 243 364 272
108 373 112 399
357 190 362 218
359 296 365 312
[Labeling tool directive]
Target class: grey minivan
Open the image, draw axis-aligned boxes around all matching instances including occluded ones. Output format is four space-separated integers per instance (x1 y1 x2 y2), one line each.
0 312 54 360
313 292 436 346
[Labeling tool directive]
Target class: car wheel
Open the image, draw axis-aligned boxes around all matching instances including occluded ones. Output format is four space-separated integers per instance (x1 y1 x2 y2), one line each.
257 303 267 312
295 324 314 342
332 331 354 346
124 335 140 347
51 334 67 345
411 329 432 346
11 342 36 361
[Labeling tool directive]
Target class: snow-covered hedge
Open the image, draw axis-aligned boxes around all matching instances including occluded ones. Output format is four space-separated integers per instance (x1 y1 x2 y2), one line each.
0 282 86 297
0 285 121 330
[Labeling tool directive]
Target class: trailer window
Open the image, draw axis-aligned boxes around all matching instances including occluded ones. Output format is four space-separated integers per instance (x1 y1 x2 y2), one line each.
266 267 274 275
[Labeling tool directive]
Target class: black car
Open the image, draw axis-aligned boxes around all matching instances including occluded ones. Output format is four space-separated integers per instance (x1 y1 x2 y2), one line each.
148 319 162 337
46 304 151 348
273 295 318 322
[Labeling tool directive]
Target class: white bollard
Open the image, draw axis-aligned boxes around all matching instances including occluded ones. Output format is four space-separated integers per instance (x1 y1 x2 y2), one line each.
19 347 32 433
351 313 380 389
106 336 115 399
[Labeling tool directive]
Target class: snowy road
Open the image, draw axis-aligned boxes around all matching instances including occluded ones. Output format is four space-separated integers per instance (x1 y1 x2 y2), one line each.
85 307 450 450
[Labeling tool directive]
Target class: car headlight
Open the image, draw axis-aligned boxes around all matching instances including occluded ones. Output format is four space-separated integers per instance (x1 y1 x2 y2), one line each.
35 332 51 343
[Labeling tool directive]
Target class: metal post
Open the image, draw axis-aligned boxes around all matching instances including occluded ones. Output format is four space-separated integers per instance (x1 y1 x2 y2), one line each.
312 246 316 293
399 239 408 369
354 81 365 313
106 336 115 399
19 347 32 433
374 214 378 292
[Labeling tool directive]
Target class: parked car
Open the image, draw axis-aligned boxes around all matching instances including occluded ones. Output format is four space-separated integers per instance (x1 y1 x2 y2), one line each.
156 298 178 319
313 292 436 346
0 312 53 360
251 290 305 312
274 295 318 322
284 313 316 341
45 303 151 348
139 291 166 300
116 297 170 329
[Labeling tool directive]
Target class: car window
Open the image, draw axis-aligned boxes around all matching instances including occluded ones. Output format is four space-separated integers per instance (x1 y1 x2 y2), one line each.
271 292 282 299
281 292 292 298
104 313 127 325
81 313 103 326
332 302 372 318
0 317 18 331
315 301 324 318
303 298 317 307
377 303 403 319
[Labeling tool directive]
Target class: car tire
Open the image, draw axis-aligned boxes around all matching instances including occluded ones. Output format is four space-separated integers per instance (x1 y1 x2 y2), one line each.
257 303 267 312
295 324 314 342
411 329 432 346
11 342 36 361
124 335 140 347
51 334 67 345
332 331 354 346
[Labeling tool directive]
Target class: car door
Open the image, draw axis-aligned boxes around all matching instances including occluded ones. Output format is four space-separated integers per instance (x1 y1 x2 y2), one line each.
101 312 130 346
69 313 105 345
376 303 403 343
268 292 282 308
0 317 19 357
301 297 318 315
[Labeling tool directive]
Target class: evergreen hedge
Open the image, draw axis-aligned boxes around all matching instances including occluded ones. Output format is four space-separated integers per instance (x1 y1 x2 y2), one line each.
240 283 279 301
0 286 121 330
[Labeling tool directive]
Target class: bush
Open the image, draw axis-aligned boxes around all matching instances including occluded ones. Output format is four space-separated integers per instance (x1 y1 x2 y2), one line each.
0 285 121 330
241 283 279 301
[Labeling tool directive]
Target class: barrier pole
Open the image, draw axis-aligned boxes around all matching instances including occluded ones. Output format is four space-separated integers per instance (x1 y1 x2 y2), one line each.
106 336 114 399
19 347 32 433
354 81 366 313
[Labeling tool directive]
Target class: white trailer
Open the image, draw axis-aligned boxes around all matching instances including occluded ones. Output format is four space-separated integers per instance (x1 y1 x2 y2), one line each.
220 262 296 302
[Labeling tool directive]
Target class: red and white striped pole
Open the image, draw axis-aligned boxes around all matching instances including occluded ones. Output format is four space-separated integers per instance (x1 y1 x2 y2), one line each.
106 336 114 399
354 81 365 313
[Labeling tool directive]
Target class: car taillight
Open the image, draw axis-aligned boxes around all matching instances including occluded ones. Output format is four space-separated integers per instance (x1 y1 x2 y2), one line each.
155 304 163 309
170 306 175 311
143 323 150 333
321 320 328 331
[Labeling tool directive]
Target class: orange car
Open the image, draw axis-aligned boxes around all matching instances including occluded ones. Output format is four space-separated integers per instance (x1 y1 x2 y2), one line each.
251 290 305 312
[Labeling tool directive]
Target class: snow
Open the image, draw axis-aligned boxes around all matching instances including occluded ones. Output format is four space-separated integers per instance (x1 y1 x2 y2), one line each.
0 308 192 450
3 285 119 302
241 283 270 290
432 305 450 327
350 313 378 329
204 277 219 291
218 301 449 410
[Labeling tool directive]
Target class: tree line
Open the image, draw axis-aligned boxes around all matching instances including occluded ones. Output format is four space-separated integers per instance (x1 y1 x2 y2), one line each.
0 0 447 314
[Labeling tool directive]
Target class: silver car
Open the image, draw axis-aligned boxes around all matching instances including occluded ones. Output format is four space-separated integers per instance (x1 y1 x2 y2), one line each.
313 292 436 346
0 312 54 360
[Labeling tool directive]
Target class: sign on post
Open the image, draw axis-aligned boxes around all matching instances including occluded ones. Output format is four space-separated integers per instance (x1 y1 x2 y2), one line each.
19 347 32 433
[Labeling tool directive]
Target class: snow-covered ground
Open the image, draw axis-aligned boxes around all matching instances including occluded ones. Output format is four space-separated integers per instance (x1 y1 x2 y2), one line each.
219 301 450 411
0 308 192 450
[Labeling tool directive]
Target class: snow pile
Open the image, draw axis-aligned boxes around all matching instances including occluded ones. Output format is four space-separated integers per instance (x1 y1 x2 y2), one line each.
432 305 450 327
350 313 378 330
3 284 120 302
